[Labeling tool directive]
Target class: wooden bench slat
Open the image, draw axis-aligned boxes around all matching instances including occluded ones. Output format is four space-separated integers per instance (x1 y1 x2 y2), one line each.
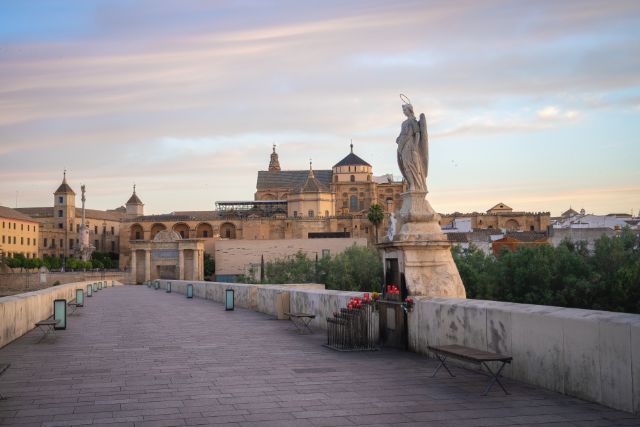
429 345 512 363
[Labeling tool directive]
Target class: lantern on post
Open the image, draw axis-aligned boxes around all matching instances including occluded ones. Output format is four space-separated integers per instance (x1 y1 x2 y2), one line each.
166 281 172 293
53 299 67 330
98 281 102 290
186 283 193 299
225 288 234 311
87 284 93 297
75 289 84 307
92 282 98 293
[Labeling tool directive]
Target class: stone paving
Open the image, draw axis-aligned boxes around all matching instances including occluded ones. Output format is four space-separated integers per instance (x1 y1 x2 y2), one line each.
1 286 639 427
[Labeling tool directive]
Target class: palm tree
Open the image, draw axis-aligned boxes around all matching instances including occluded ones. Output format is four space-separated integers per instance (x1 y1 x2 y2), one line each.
367 204 385 243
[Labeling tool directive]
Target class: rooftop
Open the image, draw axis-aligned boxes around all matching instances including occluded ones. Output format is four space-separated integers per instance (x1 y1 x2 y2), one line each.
0 286 635 426
0 205 39 223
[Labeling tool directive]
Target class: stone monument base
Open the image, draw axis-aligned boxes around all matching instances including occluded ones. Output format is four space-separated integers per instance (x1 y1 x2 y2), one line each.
378 240 466 298
379 191 466 298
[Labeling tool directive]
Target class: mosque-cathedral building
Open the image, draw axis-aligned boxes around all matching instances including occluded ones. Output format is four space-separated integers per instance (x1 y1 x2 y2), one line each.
8 145 551 272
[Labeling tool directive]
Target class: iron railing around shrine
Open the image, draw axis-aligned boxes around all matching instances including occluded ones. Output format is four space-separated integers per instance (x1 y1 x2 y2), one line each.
326 304 377 351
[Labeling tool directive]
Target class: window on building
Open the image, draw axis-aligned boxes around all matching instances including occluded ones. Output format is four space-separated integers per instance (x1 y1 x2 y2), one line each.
293 211 298 217
58 210 63 217
1 221 4 228
103 226 106 234
21 224 23 231
13 223 16 229
94 226 98 234
69 239 74 249
59 239 63 248
27 225 30 231
350 175 355 182
179 231 185 238
325 210 329 217
530 225 535 231
322 249 330 258
308 210 314 218
111 241 115 252
203 230 209 237
1 236 4 244
58 196 63 203
135 231 141 239
76 224 79 232
359 201 364 210
33 239 36 246
94 239 99 248
111 226 114 234
350 195 358 212
365 227 369 233
44 238 48 247
225 229 231 238
13 236 16 244
58 223 63 229
27 238 30 245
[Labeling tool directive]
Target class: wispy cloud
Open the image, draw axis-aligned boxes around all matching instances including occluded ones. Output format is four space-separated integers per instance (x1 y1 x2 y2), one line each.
0 0 639 215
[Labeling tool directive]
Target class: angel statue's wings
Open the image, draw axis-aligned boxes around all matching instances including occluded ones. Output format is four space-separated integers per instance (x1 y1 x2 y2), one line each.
419 113 429 179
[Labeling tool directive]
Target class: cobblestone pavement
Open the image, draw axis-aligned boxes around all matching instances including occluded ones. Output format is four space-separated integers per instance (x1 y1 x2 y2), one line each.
1 285 639 427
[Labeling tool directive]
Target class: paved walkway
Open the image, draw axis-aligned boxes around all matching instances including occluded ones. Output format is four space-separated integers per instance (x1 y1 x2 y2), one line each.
0 286 639 427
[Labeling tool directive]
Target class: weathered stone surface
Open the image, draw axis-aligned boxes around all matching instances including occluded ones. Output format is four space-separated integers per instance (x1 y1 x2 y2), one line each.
0 285 635 426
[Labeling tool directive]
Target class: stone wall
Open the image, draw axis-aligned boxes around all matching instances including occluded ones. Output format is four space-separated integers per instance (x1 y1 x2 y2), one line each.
0 271 127 297
407 297 640 414
156 280 640 415
0 279 124 349
153 279 363 331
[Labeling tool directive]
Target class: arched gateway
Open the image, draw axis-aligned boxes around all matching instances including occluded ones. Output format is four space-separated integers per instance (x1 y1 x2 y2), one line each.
128 229 205 284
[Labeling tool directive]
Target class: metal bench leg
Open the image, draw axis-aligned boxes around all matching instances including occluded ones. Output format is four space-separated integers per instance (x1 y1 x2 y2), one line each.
36 325 54 343
431 354 455 378
481 361 509 395
301 318 313 334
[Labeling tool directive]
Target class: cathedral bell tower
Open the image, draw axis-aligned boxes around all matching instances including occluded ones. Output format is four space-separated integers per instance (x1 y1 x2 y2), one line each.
53 170 76 257
268 144 281 171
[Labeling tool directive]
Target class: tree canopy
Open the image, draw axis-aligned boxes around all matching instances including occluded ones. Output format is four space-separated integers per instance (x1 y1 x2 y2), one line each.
237 245 384 292
453 228 640 313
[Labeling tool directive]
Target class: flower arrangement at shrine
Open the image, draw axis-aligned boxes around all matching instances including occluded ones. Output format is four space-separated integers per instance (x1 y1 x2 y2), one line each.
386 284 400 295
403 296 414 312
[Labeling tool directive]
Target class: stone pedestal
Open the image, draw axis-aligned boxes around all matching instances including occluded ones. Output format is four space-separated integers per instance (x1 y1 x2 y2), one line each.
379 191 466 298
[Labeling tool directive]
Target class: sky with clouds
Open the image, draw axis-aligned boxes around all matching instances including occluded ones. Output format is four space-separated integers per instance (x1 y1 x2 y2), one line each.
0 0 639 216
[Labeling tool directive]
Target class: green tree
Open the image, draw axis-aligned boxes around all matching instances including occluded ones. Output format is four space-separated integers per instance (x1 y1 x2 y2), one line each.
452 228 640 314
367 204 385 243
204 253 215 278
255 245 384 292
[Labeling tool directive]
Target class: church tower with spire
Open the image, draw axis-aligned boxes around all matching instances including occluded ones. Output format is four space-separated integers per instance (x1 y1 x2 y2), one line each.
268 144 281 171
126 185 144 218
53 170 76 257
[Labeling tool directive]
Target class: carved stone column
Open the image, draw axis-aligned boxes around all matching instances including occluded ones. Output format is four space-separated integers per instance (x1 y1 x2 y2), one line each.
130 250 137 284
144 249 151 282
193 250 198 281
178 249 184 280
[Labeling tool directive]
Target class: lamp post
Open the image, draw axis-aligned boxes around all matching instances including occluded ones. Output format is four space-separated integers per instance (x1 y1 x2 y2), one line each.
76 288 84 307
87 283 92 297
166 281 171 293
225 288 234 311
186 283 193 299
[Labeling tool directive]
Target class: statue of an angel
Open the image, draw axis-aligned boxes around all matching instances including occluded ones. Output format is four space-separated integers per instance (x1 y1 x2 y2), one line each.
396 95 428 192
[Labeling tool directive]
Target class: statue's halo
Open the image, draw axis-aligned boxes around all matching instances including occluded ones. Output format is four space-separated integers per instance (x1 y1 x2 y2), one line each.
399 93 411 105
